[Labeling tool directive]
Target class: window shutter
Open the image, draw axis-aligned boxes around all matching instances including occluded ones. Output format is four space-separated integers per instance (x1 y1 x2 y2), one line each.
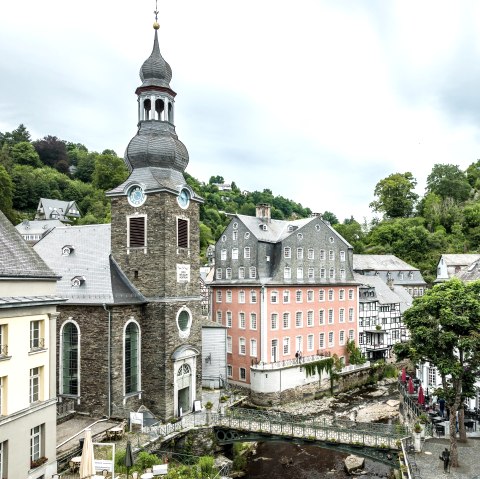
129 217 146 247
177 219 189 248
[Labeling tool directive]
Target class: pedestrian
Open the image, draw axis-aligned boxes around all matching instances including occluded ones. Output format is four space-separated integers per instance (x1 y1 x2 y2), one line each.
439 398 446 418
295 351 299 363
439 448 450 473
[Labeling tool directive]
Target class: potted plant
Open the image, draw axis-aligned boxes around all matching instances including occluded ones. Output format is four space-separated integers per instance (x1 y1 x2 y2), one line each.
205 401 213 425
30 457 48 469
413 423 422 452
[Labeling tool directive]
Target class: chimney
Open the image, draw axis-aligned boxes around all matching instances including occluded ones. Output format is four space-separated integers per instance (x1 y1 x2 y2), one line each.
311 212 322 218
256 204 271 223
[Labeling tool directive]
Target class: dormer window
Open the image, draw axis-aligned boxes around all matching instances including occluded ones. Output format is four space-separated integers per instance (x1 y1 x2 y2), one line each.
259 224 267 231
62 245 74 256
71 276 86 287
297 233 303 240
233 222 238 230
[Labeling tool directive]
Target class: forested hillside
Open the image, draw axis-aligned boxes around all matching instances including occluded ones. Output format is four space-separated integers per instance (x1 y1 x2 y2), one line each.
1 124 480 282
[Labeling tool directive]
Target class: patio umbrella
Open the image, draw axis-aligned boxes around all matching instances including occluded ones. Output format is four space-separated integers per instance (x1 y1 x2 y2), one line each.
125 440 135 479
418 385 425 405
408 377 414 394
79 428 96 479
401 367 406 383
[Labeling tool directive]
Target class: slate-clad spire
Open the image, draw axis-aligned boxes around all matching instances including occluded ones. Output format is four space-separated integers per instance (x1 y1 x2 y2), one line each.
112 18 191 192
139 28 173 89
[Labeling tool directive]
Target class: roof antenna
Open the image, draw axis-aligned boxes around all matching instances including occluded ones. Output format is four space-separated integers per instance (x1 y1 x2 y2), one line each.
153 0 160 29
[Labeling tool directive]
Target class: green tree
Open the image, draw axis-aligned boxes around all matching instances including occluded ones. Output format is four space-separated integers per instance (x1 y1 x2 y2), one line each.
322 211 339 225
394 279 480 467
0 165 15 222
369 172 418 218
92 153 129 190
0 124 31 147
9 141 42 167
426 163 471 203
209 175 224 184
346 339 366 365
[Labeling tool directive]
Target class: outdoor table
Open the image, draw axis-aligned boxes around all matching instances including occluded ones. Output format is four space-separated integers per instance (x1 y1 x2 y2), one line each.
141 473 154 479
432 416 443 422
464 420 476 431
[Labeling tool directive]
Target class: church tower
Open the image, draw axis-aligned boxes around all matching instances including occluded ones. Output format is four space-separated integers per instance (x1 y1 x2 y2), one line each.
107 15 203 420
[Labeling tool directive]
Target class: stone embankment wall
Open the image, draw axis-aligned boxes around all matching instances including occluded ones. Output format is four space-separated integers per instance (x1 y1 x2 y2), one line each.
250 365 373 406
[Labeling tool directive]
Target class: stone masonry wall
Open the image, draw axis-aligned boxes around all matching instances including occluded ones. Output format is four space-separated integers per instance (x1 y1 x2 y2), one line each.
249 367 372 406
110 193 201 299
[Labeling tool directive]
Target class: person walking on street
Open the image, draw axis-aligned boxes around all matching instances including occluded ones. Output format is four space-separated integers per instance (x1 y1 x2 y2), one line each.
439 448 450 473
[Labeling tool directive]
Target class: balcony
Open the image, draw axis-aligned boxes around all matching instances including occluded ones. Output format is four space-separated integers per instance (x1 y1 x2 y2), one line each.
251 353 329 371
365 343 389 351
0 344 8 357
30 338 46 352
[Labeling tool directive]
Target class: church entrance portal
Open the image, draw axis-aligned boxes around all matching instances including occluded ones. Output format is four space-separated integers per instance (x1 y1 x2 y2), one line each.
178 386 190 416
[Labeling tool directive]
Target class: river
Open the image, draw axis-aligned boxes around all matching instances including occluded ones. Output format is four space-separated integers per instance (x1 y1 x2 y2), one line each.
244 441 393 479
239 379 399 478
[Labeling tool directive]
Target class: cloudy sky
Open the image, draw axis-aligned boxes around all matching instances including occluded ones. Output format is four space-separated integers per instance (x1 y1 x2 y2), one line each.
1 1 480 221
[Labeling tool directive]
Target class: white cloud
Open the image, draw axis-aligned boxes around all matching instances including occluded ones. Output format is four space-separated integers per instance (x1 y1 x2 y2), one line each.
1 0 480 222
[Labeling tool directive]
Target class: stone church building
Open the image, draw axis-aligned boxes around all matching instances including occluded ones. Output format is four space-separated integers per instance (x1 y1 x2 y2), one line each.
34 20 203 421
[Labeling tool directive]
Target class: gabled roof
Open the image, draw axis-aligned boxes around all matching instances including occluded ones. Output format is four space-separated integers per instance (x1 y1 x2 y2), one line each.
236 214 315 243
0 209 58 279
33 224 145 305
392 285 414 313
439 254 480 266
456 259 480 282
353 254 418 271
354 273 399 305
15 219 64 236
36 198 81 222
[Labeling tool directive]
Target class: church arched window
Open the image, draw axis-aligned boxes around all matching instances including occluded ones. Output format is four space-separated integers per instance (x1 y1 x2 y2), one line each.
125 321 140 394
61 322 79 396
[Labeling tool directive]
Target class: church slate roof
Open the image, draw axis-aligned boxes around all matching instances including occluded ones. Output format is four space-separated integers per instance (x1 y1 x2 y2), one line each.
107 166 202 202
0 209 58 279
33 224 145 305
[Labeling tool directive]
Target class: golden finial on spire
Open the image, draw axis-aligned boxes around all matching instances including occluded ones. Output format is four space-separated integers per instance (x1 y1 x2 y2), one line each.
153 0 160 29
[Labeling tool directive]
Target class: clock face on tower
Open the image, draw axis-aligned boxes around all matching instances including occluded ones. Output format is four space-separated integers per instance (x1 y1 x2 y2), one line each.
177 188 190 209
127 185 146 207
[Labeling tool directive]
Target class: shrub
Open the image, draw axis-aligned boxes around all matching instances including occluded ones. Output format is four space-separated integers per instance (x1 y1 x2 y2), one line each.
198 456 216 477
136 451 161 470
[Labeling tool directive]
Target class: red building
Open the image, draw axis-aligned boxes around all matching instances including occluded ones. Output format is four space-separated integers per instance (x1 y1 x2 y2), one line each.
210 205 359 396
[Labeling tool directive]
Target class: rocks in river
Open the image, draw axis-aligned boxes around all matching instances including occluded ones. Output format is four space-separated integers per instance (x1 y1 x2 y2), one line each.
344 454 365 473
367 388 388 397
279 456 294 466
214 454 233 470
386 399 400 407
355 402 399 422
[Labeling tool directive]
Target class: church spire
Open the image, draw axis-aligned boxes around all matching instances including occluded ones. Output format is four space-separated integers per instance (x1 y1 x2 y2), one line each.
118 7 189 180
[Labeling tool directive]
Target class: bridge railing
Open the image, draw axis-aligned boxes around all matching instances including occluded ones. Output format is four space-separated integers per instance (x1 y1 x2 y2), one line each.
213 408 408 449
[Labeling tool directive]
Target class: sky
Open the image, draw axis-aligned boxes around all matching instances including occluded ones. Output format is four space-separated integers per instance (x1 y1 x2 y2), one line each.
1 1 480 222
